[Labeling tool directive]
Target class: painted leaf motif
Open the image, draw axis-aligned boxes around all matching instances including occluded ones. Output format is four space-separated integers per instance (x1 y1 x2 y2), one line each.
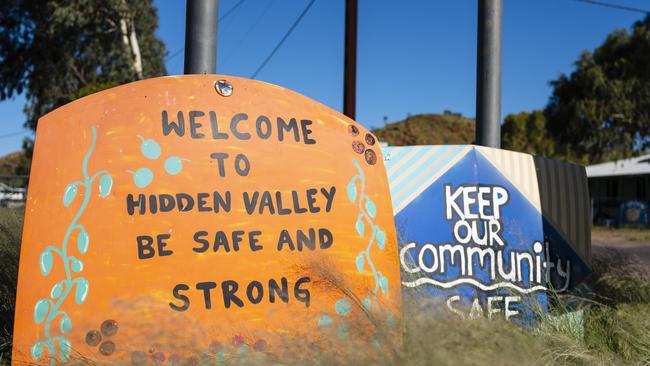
365 199 377 218
99 174 113 197
379 275 389 294
335 299 351 316
51 282 63 299
75 278 89 304
376 229 386 249
70 257 83 273
34 299 49 324
355 253 365 272
318 314 333 327
30 342 43 360
77 229 89 254
63 184 77 207
355 218 365 237
60 314 73 334
362 297 372 310
346 181 357 202
39 251 53 276
58 338 71 362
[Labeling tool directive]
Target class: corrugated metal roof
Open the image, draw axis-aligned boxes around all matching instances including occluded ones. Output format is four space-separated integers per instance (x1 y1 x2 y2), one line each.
586 154 650 178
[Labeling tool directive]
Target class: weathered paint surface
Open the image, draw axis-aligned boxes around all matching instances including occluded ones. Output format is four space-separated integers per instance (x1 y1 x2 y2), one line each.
12 75 401 364
384 145 548 323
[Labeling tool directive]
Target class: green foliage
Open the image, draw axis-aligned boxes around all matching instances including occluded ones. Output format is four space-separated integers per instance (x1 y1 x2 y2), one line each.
501 110 555 157
0 0 167 131
0 152 29 187
372 114 475 146
544 15 650 164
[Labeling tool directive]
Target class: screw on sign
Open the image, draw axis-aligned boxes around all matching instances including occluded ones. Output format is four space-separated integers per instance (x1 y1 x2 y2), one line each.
11 75 401 364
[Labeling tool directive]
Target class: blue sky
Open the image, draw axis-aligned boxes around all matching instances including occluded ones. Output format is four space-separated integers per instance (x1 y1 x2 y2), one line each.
0 0 647 156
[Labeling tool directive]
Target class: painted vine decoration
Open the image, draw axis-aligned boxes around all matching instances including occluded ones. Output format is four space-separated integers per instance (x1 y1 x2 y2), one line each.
347 159 389 306
31 127 113 364
318 159 390 339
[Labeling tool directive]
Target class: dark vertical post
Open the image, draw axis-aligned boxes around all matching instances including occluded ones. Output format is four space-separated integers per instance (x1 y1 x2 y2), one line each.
475 0 502 148
184 0 218 74
343 0 358 120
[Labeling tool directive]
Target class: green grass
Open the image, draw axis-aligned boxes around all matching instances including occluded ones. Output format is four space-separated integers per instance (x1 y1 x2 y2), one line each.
0 208 22 364
0 207 649 365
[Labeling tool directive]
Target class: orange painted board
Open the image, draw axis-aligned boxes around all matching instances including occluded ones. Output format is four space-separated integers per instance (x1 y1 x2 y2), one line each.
11 75 400 365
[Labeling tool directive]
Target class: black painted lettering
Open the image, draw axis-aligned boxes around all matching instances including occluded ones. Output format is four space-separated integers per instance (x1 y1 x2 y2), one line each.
246 281 264 304
297 229 316 251
157 234 173 257
300 120 316 144
192 231 209 253
136 235 155 259
176 193 195 212
277 229 294 251
294 277 311 307
234 154 250 176
222 280 244 308
230 113 251 140
196 281 217 309
319 228 333 249
169 284 190 311
249 231 263 251
189 110 206 139
210 153 229 177
209 111 229 140
277 117 300 142
162 111 185 137
160 194 175 212
197 193 211 212
126 194 145 215
256 115 272 139
243 192 259 215
269 278 289 303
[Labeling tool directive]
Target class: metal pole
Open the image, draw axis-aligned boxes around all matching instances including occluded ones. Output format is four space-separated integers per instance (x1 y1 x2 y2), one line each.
343 0 358 120
475 0 502 148
184 0 218 74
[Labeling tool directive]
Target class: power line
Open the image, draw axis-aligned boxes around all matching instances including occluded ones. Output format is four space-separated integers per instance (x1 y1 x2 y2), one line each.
165 0 247 62
250 0 316 79
223 0 277 66
0 131 30 139
574 0 650 14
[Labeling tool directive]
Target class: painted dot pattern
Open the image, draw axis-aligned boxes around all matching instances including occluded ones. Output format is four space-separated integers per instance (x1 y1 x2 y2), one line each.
130 136 188 188
352 141 365 154
85 330 101 347
86 319 118 356
100 319 118 337
348 124 379 166
365 133 376 146
99 341 115 356
365 149 377 165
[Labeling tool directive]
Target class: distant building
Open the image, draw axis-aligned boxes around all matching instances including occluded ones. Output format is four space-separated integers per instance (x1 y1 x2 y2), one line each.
586 154 650 225
0 182 26 207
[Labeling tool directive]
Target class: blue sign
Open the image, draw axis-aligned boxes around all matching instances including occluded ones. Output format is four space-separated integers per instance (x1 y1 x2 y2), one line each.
384 145 549 323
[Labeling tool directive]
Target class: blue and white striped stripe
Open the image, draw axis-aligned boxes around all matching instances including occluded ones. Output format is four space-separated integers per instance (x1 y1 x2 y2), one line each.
383 145 471 214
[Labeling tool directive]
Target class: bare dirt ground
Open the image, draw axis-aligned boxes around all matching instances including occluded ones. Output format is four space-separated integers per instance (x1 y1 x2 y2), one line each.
592 228 650 266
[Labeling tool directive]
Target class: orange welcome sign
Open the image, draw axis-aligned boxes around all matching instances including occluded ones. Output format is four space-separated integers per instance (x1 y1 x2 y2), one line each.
12 75 401 364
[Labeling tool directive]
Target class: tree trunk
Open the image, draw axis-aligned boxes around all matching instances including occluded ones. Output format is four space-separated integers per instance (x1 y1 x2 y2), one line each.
119 2 143 79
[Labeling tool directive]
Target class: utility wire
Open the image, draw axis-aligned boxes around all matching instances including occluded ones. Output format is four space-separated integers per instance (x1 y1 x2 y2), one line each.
250 0 316 79
223 0 277 66
574 0 650 14
165 0 247 62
